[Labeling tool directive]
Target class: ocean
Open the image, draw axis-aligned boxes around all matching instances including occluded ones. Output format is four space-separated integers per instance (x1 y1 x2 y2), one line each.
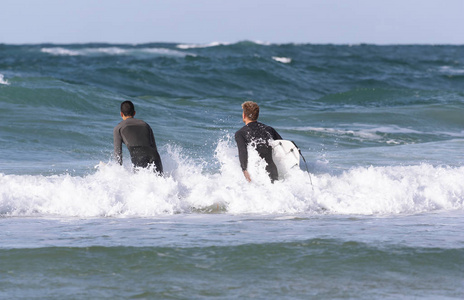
0 42 463 299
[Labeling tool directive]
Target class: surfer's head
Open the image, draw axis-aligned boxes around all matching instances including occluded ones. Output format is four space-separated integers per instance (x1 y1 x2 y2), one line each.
120 100 135 117
242 101 259 121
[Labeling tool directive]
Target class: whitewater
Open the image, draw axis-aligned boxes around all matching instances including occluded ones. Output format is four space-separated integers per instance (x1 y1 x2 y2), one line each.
1 142 463 217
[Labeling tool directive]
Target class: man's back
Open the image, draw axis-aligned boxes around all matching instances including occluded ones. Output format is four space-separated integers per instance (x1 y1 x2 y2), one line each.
113 118 163 172
235 121 282 181
116 118 154 148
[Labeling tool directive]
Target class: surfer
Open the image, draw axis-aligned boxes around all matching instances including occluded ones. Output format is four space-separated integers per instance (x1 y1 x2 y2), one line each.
235 101 282 182
113 100 163 174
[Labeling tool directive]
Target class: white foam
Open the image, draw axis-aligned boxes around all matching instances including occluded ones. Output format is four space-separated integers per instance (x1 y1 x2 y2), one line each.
253 40 272 46
41 47 195 57
176 41 273 49
176 42 231 49
436 130 464 138
41 47 80 56
0 140 463 217
272 57 292 64
439 66 464 75
285 125 462 143
0 74 9 85
93 47 128 55
290 126 383 141
138 48 196 57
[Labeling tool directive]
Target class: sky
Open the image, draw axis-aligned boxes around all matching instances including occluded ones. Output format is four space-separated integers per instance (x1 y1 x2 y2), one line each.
1 0 463 45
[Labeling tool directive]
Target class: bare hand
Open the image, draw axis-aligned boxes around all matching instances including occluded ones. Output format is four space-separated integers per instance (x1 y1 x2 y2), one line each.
243 170 251 182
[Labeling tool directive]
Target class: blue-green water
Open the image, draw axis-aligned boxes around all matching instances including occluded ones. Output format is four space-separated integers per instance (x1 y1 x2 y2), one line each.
0 42 463 299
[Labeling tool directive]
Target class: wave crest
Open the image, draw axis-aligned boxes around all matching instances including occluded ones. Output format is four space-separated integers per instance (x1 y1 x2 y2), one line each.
41 47 195 57
0 74 10 85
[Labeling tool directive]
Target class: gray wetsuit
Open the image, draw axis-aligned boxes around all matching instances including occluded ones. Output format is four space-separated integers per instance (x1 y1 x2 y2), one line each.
113 118 163 173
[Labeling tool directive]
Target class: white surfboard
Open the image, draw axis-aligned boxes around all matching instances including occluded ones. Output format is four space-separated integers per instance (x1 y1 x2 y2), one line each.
270 140 300 178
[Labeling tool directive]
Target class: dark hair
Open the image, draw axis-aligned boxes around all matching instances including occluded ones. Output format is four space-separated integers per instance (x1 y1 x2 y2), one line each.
121 100 135 117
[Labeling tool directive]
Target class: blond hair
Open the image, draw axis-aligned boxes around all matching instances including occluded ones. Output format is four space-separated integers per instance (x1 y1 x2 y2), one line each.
242 101 259 121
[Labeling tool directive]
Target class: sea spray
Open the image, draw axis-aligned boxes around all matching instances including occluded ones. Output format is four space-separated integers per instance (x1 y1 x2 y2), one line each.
1 140 462 217
0 74 9 85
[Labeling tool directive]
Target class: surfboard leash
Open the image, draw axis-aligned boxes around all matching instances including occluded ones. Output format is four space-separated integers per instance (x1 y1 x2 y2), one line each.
291 141 314 191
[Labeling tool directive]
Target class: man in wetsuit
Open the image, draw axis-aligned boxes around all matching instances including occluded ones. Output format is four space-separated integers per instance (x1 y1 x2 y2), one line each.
235 101 282 182
113 100 163 173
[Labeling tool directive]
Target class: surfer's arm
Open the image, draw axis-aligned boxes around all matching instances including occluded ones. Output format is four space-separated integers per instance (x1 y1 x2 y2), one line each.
242 170 251 182
113 127 123 165
270 127 282 140
148 125 156 147
234 131 248 172
147 125 163 174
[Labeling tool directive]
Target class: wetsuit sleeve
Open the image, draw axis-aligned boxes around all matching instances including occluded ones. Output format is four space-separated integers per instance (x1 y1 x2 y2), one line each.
274 129 282 140
235 131 248 171
148 125 156 147
113 126 123 165
269 126 282 140
148 125 164 174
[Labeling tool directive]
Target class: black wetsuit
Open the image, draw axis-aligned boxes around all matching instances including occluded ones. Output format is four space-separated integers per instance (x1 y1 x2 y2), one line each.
113 118 163 173
235 121 282 182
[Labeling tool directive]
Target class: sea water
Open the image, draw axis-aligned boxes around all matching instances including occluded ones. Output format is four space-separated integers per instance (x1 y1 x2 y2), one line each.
0 43 463 299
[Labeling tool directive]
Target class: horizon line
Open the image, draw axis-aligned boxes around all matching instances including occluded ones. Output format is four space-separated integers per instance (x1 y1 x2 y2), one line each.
2 40 464 47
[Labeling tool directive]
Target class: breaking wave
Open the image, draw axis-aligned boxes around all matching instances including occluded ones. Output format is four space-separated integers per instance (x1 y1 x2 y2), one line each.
1 141 462 218
41 47 196 57
0 74 9 85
